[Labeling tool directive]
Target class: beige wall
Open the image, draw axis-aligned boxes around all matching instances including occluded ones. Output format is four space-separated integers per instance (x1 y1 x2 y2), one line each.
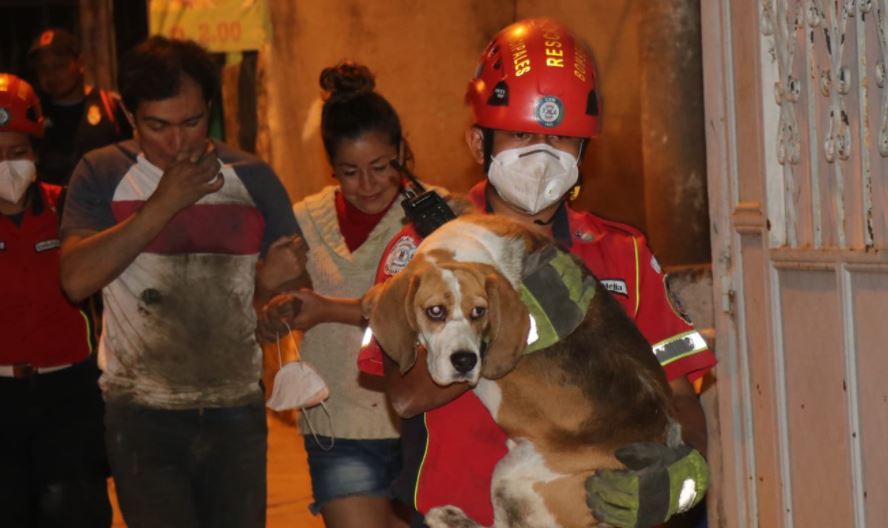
263 0 647 233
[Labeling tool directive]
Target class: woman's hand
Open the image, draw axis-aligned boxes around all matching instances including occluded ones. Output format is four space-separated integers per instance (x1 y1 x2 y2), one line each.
255 290 365 343
287 289 330 331
287 290 366 330
256 292 303 343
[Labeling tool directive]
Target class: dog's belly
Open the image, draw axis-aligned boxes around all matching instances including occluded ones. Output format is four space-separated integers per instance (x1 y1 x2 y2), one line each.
490 439 571 527
487 438 609 528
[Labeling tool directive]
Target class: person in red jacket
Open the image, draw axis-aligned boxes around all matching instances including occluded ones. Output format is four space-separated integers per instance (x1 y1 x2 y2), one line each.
362 18 714 528
0 73 111 527
263 18 715 528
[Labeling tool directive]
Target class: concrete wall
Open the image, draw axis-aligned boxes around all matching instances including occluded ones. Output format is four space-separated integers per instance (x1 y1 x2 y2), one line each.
262 0 648 234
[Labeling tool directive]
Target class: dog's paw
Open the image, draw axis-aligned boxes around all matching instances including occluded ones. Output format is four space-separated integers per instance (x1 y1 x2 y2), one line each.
425 505 481 528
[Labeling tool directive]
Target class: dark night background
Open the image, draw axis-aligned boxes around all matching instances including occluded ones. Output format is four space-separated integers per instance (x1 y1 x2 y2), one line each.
0 0 148 83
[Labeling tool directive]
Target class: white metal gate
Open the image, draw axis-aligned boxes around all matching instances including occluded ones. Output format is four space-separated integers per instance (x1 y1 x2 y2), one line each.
702 1 888 526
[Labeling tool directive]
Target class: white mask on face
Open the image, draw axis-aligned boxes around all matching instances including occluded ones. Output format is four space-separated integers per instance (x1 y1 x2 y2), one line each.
0 159 37 204
487 143 579 215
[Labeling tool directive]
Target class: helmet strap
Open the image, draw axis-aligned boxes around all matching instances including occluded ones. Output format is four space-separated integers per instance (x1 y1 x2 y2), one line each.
568 139 587 202
533 199 567 226
481 127 495 173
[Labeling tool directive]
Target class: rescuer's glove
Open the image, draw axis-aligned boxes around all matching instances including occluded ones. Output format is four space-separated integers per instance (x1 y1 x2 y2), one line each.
585 442 709 528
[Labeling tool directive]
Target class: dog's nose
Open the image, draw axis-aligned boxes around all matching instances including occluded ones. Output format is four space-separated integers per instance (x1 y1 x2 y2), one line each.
450 351 478 373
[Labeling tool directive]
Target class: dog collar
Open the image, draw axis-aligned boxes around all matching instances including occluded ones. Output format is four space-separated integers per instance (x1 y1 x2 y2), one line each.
519 245 597 354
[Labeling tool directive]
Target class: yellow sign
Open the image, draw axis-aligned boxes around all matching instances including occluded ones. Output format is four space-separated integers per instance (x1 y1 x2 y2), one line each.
149 0 270 52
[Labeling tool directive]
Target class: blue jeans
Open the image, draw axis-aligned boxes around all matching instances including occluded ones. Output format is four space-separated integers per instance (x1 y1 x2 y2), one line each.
105 398 267 528
303 435 402 514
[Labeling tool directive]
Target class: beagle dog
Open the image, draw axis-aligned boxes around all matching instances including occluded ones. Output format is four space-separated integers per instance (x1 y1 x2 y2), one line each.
363 214 674 528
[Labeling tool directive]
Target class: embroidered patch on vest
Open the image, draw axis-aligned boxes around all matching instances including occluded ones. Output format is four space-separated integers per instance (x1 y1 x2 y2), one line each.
384 235 417 276
600 279 628 297
34 239 60 252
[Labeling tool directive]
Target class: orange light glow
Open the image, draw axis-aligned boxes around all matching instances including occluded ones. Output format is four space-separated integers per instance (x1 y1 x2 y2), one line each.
510 25 527 38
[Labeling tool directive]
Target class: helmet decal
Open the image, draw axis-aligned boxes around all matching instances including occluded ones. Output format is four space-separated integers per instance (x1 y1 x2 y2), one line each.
0 108 9 126
487 80 509 106
534 96 564 128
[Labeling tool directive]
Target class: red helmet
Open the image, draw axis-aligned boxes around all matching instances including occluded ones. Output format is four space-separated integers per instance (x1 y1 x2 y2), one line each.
0 74 44 138
466 18 600 139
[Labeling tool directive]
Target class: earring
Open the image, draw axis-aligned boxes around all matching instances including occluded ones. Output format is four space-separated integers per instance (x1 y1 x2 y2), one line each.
568 185 581 201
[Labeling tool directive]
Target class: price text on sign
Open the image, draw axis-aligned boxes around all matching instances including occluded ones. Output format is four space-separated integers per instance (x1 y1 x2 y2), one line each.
169 22 244 46
149 0 269 53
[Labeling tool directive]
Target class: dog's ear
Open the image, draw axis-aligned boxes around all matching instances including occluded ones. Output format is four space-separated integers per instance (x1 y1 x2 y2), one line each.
482 271 529 379
363 269 421 373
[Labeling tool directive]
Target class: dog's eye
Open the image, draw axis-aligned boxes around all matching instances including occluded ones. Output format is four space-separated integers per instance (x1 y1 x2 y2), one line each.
426 305 447 320
470 306 487 320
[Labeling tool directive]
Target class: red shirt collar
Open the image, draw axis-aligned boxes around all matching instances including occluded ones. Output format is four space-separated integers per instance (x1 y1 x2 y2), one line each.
335 190 398 252
467 180 606 246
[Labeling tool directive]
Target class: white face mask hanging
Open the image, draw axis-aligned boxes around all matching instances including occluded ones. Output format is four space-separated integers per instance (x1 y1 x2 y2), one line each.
487 143 579 215
266 322 334 450
0 159 37 204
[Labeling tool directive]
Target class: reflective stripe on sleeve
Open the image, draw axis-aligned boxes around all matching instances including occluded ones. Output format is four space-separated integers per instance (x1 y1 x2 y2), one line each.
361 326 374 347
632 237 640 316
79 309 94 353
652 330 708 366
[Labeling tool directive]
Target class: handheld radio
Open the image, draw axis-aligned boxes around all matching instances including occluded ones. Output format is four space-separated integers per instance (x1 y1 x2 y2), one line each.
392 159 456 237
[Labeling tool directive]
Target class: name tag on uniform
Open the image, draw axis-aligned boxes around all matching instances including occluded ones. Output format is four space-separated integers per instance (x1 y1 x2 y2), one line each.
35 239 60 252
0 241 5 251
601 279 628 297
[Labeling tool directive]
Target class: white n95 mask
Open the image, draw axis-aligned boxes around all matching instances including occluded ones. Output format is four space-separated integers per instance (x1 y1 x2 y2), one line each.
265 323 334 450
0 159 37 204
487 143 579 215
266 324 329 411
266 360 329 411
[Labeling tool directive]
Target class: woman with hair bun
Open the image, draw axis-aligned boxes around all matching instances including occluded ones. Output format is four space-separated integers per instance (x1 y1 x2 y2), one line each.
260 62 442 528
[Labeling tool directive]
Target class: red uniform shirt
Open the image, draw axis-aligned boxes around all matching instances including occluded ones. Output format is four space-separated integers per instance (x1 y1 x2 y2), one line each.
0 183 92 367
358 181 716 523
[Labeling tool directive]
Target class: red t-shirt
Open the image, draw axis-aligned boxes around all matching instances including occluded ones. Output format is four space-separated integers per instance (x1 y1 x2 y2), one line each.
0 183 92 367
358 181 717 523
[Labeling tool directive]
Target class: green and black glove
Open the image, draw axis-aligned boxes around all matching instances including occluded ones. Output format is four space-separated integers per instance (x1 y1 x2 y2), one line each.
585 442 709 528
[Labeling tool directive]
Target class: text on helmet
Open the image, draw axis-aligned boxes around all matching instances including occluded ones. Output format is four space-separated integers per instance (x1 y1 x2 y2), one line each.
510 39 531 77
543 30 564 68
